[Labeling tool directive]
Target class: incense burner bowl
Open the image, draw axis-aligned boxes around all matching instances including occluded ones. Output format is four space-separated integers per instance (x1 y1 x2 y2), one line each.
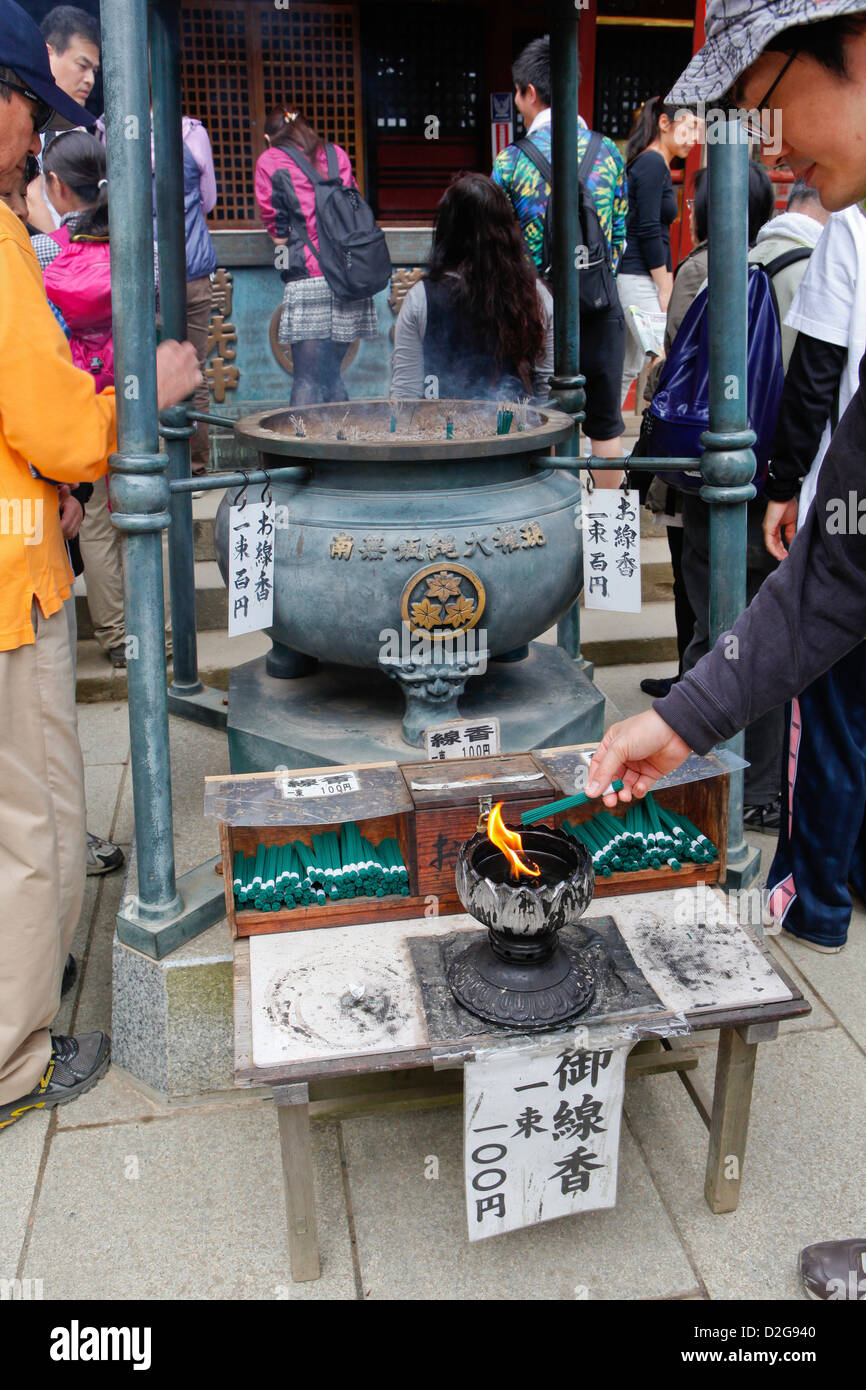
214 400 580 746
448 824 596 1029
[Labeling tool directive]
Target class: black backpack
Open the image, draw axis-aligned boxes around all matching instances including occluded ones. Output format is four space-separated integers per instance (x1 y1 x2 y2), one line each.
517 130 618 314
271 143 392 302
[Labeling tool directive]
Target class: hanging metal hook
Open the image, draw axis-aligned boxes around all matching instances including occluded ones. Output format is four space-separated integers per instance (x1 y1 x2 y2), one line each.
231 471 250 509
260 471 273 508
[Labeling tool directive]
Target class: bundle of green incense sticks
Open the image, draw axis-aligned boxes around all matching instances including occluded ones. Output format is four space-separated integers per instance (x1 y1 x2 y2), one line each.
561 793 718 876
232 823 410 912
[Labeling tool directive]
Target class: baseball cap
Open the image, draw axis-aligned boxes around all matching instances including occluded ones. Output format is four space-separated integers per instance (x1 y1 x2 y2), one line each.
0 0 96 129
668 0 866 105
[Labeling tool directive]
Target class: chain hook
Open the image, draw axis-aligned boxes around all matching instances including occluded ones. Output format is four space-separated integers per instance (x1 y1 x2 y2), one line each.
231 471 250 510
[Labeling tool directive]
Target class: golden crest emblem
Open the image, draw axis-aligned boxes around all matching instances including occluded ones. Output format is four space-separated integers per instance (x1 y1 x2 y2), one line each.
400 563 486 636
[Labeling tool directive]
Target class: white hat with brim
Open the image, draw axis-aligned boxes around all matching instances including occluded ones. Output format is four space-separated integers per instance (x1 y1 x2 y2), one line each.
667 0 866 106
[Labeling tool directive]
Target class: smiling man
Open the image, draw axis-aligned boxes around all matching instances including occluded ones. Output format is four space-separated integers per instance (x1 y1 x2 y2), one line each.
584 0 866 1300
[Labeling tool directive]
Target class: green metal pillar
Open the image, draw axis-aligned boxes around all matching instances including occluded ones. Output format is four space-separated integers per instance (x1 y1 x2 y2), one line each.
549 0 592 676
150 0 227 729
104 0 225 957
701 121 761 889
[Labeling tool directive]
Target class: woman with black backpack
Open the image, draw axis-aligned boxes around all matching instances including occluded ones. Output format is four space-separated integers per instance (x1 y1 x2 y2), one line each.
254 109 380 406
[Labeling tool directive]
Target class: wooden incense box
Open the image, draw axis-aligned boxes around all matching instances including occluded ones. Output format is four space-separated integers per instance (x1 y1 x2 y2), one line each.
399 752 559 914
536 743 729 896
207 745 730 939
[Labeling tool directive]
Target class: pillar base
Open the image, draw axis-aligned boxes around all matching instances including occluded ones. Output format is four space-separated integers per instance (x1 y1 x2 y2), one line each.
722 843 762 891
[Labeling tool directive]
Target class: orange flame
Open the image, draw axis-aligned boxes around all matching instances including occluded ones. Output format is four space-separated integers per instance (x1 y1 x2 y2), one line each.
487 802 541 881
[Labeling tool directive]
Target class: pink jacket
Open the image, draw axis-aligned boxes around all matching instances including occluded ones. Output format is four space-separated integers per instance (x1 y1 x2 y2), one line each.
43 229 114 393
254 142 355 279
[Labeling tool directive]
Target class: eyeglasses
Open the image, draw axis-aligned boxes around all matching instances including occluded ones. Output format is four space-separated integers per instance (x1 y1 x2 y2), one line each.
0 77 54 134
725 49 799 143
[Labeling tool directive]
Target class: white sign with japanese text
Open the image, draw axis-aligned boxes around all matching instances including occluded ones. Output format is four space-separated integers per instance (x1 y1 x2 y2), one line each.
277 771 360 800
228 500 275 637
581 486 641 613
464 1036 633 1240
425 718 500 761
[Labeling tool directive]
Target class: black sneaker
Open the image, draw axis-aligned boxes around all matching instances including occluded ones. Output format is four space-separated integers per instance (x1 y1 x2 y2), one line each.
86 831 124 876
107 644 127 668
800 1239 866 1300
0 1032 110 1131
743 798 781 830
61 954 77 997
640 676 678 699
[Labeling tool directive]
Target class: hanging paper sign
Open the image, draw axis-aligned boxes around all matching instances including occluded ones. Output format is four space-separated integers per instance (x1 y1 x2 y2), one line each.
581 485 641 613
228 500 275 637
425 717 501 761
464 1036 633 1241
490 92 514 160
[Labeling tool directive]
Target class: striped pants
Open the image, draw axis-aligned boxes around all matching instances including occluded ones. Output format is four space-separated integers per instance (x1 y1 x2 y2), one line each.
768 642 866 948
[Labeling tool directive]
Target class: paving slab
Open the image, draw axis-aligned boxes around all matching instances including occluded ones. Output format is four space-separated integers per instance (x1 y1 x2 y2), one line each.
341 1106 699 1300
24 1107 356 1300
774 925 866 1053
0 1110 50 1278
76 701 131 765
625 1026 866 1300
83 761 127 845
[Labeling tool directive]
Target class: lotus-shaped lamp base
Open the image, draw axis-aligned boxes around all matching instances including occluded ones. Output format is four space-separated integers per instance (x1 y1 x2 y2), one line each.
448 825 596 1029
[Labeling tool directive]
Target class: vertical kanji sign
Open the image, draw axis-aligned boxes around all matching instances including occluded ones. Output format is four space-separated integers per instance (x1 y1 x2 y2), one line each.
463 1036 633 1240
228 499 275 637
581 486 642 613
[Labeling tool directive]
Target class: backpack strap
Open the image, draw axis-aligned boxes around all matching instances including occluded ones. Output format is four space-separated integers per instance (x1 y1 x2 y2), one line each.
516 137 552 187
324 142 339 179
578 130 603 185
756 246 813 324
762 246 813 279
278 143 325 186
270 164 322 272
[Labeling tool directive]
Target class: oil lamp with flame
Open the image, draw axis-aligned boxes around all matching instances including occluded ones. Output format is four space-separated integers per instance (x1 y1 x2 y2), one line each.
447 803 596 1029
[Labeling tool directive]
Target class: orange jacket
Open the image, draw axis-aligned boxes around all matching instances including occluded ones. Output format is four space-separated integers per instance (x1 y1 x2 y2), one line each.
0 202 117 651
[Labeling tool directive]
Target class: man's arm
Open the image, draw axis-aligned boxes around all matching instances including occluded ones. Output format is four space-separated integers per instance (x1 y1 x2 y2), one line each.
764 332 847 501
608 143 627 273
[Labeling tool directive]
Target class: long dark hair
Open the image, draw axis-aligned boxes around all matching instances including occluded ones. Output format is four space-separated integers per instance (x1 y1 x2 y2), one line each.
42 129 108 239
264 108 323 162
626 96 681 167
427 173 544 392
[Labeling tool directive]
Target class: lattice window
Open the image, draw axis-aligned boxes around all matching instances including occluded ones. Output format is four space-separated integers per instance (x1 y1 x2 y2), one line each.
258 4 363 188
180 3 255 226
180 2 364 228
593 24 694 140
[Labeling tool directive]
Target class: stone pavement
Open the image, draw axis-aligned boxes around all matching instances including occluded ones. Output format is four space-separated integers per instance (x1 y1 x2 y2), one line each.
2 665 863 1301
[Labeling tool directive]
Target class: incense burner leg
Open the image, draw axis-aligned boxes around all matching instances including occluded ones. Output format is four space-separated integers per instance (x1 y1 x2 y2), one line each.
273 1082 320 1281
378 652 486 747
266 638 318 680
704 1025 759 1214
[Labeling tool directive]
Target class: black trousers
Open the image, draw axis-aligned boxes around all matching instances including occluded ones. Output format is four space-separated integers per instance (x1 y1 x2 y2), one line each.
680 492 784 805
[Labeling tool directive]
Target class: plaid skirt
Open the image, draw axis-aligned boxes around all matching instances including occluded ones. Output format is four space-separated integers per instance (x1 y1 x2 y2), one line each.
278 274 378 345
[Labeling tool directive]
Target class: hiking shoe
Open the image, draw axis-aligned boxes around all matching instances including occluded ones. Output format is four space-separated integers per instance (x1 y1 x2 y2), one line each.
800 1239 866 1300
86 831 124 876
640 675 677 699
61 954 77 998
107 644 127 667
781 928 846 955
743 798 781 830
0 1032 110 1131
